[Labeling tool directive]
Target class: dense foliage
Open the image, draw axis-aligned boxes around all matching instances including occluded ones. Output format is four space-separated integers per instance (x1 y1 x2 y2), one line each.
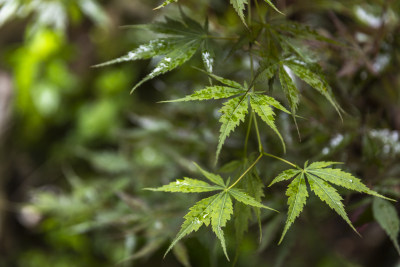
0 0 399 266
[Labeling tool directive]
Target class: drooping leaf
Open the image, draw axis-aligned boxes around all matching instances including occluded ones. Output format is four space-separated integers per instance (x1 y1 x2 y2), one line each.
164 194 220 257
244 166 265 239
154 0 178 10
279 173 308 244
193 162 226 187
284 60 343 117
172 242 192 267
234 201 251 244
211 192 233 260
263 0 284 15
161 86 244 103
229 188 276 212
145 177 223 193
249 94 287 152
216 96 249 161
279 64 300 116
373 198 400 255
276 21 340 45
307 174 359 234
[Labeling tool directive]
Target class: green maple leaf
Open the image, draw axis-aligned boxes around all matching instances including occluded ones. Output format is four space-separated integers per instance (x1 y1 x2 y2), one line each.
269 161 394 243
95 13 212 93
149 164 276 260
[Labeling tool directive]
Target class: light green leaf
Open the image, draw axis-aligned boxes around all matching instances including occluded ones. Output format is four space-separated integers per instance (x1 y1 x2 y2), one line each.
229 188 277 212
93 39 173 67
211 192 233 260
269 169 301 187
164 194 220 257
373 198 400 255
285 60 342 117
307 173 359 235
249 94 286 152
145 177 223 193
193 162 226 187
307 168 393 200
306 161 342 169
263 0 284 15
161 86 244 103
279 64 300 116
216 97 249 161
131 40 200 93
154 0 178 10
279 173 308 244
230 0 248 25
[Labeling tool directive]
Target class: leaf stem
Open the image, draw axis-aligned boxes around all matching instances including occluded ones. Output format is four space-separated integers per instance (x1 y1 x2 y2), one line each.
263 152 299 169
228 153 263 190
244 109 254 157
253 112 263 153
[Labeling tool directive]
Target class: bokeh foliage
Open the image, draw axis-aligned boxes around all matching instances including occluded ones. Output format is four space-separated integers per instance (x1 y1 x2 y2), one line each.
0 0 399 266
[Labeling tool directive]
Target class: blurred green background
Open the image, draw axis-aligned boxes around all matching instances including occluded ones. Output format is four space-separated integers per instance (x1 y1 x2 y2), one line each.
0 0 399 266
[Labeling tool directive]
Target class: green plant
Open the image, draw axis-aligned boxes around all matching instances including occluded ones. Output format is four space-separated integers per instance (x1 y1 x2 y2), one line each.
96 0 398 262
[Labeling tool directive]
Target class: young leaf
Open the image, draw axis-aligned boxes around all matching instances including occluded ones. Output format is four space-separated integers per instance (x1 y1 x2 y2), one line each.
279 173 308 244
193 162 226 187
154 0 178 10
249 94 287 152
161 86 244 103
373 198 400 255
307 174 359 234
211 192 233 260
216 96 249 161
229 188 277 212
164 194 220 257
145 178 223 193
